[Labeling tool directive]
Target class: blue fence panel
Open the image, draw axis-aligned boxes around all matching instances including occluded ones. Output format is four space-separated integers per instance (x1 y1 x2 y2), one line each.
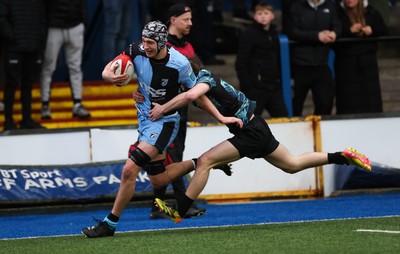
278 35 293 117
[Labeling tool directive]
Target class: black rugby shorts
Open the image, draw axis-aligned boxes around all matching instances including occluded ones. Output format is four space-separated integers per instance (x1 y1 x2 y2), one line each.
228 116 279 159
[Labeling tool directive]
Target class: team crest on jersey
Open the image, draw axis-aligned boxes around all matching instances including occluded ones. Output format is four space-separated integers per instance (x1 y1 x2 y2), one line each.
161 79 168 87
138 43 145 52
150 133 158 139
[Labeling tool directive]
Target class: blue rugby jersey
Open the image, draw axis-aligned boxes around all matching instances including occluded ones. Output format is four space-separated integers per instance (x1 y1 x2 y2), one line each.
195 69 256 131
125 43 196 118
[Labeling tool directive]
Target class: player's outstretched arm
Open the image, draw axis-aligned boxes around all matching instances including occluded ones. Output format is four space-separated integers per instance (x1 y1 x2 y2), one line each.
196 95 243 128
149 82 209 121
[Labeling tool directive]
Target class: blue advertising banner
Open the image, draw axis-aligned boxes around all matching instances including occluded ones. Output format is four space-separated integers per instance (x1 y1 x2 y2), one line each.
0 161 157 202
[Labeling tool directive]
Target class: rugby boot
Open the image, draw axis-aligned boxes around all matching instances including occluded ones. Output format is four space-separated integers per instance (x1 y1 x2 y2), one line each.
341 147 372 171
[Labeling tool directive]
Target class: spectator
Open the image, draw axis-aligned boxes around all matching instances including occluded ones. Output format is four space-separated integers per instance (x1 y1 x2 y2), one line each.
288 0 342 116
0 0 46 130
149 0 225 65
102 0 135 65
235 3 288 118
148 3 205 219
333 0 388 114
40 0 90 120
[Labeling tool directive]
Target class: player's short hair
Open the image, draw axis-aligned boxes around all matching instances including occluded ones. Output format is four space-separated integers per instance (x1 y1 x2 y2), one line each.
254 3 274 12
188 55 204 75
142 20 168 51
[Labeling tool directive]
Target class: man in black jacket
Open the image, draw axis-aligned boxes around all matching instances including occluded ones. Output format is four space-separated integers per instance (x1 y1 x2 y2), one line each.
288 0 341 116
0 0 46 130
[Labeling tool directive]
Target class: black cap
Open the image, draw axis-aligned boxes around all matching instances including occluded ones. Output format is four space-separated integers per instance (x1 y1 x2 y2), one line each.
167 3 191 20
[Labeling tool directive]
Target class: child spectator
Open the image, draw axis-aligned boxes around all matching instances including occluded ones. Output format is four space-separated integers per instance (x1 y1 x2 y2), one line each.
235 3 288 118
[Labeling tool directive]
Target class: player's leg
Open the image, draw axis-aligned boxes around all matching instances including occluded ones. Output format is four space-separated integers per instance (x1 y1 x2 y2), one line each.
264 144 329 173
264 144 371 173
82 141 161 238
186 141 240 199
167 132 206 217
155 140 240 222
150 160 195 188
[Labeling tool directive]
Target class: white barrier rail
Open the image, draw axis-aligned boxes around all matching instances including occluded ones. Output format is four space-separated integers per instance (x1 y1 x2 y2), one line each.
1 116 399 199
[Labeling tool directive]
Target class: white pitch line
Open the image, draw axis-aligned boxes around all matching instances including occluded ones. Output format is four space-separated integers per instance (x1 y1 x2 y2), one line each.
355 229 400 234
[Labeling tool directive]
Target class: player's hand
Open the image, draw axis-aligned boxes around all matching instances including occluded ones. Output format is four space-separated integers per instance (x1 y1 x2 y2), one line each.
132 88 144 103
220 117 243 128
149 102 165 121
102 62 130 86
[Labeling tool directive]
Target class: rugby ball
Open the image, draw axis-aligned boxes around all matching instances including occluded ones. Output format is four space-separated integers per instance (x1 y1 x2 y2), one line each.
110 53 134 86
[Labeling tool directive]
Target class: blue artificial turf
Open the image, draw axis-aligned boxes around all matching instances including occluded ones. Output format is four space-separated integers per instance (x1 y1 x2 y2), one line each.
1 192 399 240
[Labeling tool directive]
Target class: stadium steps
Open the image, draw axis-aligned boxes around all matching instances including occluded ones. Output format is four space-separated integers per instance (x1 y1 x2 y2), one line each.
0 81 139 130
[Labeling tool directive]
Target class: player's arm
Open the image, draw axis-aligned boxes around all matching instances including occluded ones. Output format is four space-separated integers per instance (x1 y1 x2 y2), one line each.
195 94 243 128
149 82 209 121
102 60 130 86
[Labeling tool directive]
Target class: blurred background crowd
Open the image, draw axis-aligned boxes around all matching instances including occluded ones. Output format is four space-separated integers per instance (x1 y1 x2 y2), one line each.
0 0 399 131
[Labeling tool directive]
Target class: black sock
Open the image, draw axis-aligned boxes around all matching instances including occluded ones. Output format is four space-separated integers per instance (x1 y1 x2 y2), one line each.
328 152 348 165
192 158 198 167
177 194 194 217
107 213 119 223
153 186 167 210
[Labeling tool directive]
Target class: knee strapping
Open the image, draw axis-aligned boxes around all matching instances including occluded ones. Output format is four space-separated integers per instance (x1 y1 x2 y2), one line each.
145 160 166 176
129 146 151 167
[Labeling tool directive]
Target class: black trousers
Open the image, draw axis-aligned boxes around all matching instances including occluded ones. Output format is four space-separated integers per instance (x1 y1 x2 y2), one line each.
291 65 335 116
3 51 41 122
